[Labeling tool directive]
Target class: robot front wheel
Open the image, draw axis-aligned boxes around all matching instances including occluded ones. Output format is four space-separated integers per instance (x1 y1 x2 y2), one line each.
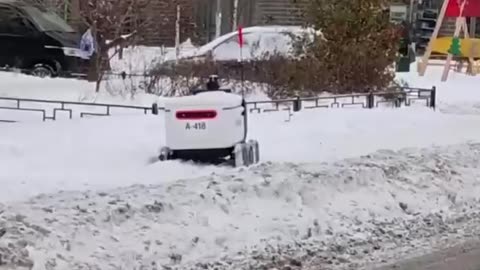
158 147 173 161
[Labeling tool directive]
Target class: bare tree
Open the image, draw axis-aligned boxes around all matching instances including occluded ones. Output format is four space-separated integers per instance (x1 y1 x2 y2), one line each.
79 0 152 92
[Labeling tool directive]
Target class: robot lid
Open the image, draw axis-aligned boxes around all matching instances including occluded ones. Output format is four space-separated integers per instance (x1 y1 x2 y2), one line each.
162 91 243 108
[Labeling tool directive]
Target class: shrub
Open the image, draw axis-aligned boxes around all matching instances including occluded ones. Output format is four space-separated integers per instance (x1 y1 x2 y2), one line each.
294 0 403 94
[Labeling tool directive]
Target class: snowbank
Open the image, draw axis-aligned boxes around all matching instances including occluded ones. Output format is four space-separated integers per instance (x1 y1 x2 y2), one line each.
2 143 480 269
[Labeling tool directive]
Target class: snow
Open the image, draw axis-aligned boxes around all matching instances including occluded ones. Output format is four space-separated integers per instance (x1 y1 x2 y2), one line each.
0 71 157 106
3 49 480 269
2 104 480 200
109 40 197 74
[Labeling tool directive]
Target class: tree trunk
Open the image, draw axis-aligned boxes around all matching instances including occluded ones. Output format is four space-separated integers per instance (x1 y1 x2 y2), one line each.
87 54 99 82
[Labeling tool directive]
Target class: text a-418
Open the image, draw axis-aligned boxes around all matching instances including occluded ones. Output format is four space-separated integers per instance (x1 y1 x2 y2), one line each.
185 122 207 130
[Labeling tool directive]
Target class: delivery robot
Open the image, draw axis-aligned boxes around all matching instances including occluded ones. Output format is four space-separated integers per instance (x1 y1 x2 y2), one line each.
151 89 260 167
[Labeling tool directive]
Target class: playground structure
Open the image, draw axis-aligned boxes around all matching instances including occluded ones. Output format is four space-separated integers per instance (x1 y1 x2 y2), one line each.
418 0 480 81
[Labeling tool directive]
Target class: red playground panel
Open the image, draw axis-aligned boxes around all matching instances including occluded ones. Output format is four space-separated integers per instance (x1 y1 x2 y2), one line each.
446 0 480 17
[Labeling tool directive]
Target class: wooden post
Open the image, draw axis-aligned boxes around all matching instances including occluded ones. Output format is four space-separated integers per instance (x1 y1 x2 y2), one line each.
233 0 239 31
68 0 81 29
215 0 222 39
441 0 467 81
409 0 415 23
472 41 480 74
418 0 450 76
175 5 181 64
441 17 463 81
64 0 70 21
461 18 475 74
470 17 477 37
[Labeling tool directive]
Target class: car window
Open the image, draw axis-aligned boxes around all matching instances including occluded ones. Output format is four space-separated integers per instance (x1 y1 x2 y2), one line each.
212 32 259 61
0 6 34 35
0 6 13 33
256 32 295 59
23 6 75 33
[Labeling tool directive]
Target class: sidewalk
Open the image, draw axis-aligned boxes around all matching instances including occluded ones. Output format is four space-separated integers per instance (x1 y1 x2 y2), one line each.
375 239 480 270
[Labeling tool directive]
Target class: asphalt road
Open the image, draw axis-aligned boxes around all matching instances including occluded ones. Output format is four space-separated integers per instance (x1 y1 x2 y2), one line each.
374 240 480 270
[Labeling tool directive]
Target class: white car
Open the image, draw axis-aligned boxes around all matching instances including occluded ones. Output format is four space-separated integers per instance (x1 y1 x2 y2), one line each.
165 25 321 63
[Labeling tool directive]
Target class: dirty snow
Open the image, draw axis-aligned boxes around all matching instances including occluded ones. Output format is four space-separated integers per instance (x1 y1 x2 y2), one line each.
3 144 480 269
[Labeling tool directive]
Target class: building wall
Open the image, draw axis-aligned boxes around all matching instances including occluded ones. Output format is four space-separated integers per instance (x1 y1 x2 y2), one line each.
192 0 255 43
251 0 306 26
38 0 198 46
193 0 306 43
37 0 308 46
137 0 197 46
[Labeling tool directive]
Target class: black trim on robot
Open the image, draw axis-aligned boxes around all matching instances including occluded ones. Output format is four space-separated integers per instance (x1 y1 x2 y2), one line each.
170 148 235 164
241 99 248 143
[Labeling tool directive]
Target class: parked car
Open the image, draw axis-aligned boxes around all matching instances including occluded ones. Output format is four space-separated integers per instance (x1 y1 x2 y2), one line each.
163 25 321 64
0 0 89 77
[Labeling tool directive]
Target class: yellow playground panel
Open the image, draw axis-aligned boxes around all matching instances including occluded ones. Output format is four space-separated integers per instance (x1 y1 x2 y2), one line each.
431 37 480 58
418 0 480 80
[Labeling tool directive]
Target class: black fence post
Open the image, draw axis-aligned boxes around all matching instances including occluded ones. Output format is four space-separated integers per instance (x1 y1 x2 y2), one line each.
293 96 302 112
152 103 159 115
394 97 401 108
430 86 436 109
367 92 374 109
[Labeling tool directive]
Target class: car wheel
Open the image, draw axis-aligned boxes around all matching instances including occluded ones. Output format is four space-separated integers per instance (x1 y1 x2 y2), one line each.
30 64 55 78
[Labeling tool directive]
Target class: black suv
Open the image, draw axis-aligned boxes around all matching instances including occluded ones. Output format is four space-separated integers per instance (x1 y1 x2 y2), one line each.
0 0 89 77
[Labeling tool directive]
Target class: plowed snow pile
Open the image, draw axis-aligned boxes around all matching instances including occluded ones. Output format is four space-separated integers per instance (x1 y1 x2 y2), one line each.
2 143 480 270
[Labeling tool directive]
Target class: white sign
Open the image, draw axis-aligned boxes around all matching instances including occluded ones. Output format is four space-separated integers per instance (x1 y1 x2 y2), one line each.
390 5 408 22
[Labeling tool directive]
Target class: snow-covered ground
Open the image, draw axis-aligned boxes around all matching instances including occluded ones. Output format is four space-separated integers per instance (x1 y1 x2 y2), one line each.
2 107 480 202
2 50 480 269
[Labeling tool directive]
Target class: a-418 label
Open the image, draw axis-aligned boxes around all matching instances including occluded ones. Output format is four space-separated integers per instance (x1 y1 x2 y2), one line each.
185 122 207 130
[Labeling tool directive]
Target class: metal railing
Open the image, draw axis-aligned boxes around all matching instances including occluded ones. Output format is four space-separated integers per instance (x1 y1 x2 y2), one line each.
0 97 152 122
0 86 435 123
247 87 436 113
